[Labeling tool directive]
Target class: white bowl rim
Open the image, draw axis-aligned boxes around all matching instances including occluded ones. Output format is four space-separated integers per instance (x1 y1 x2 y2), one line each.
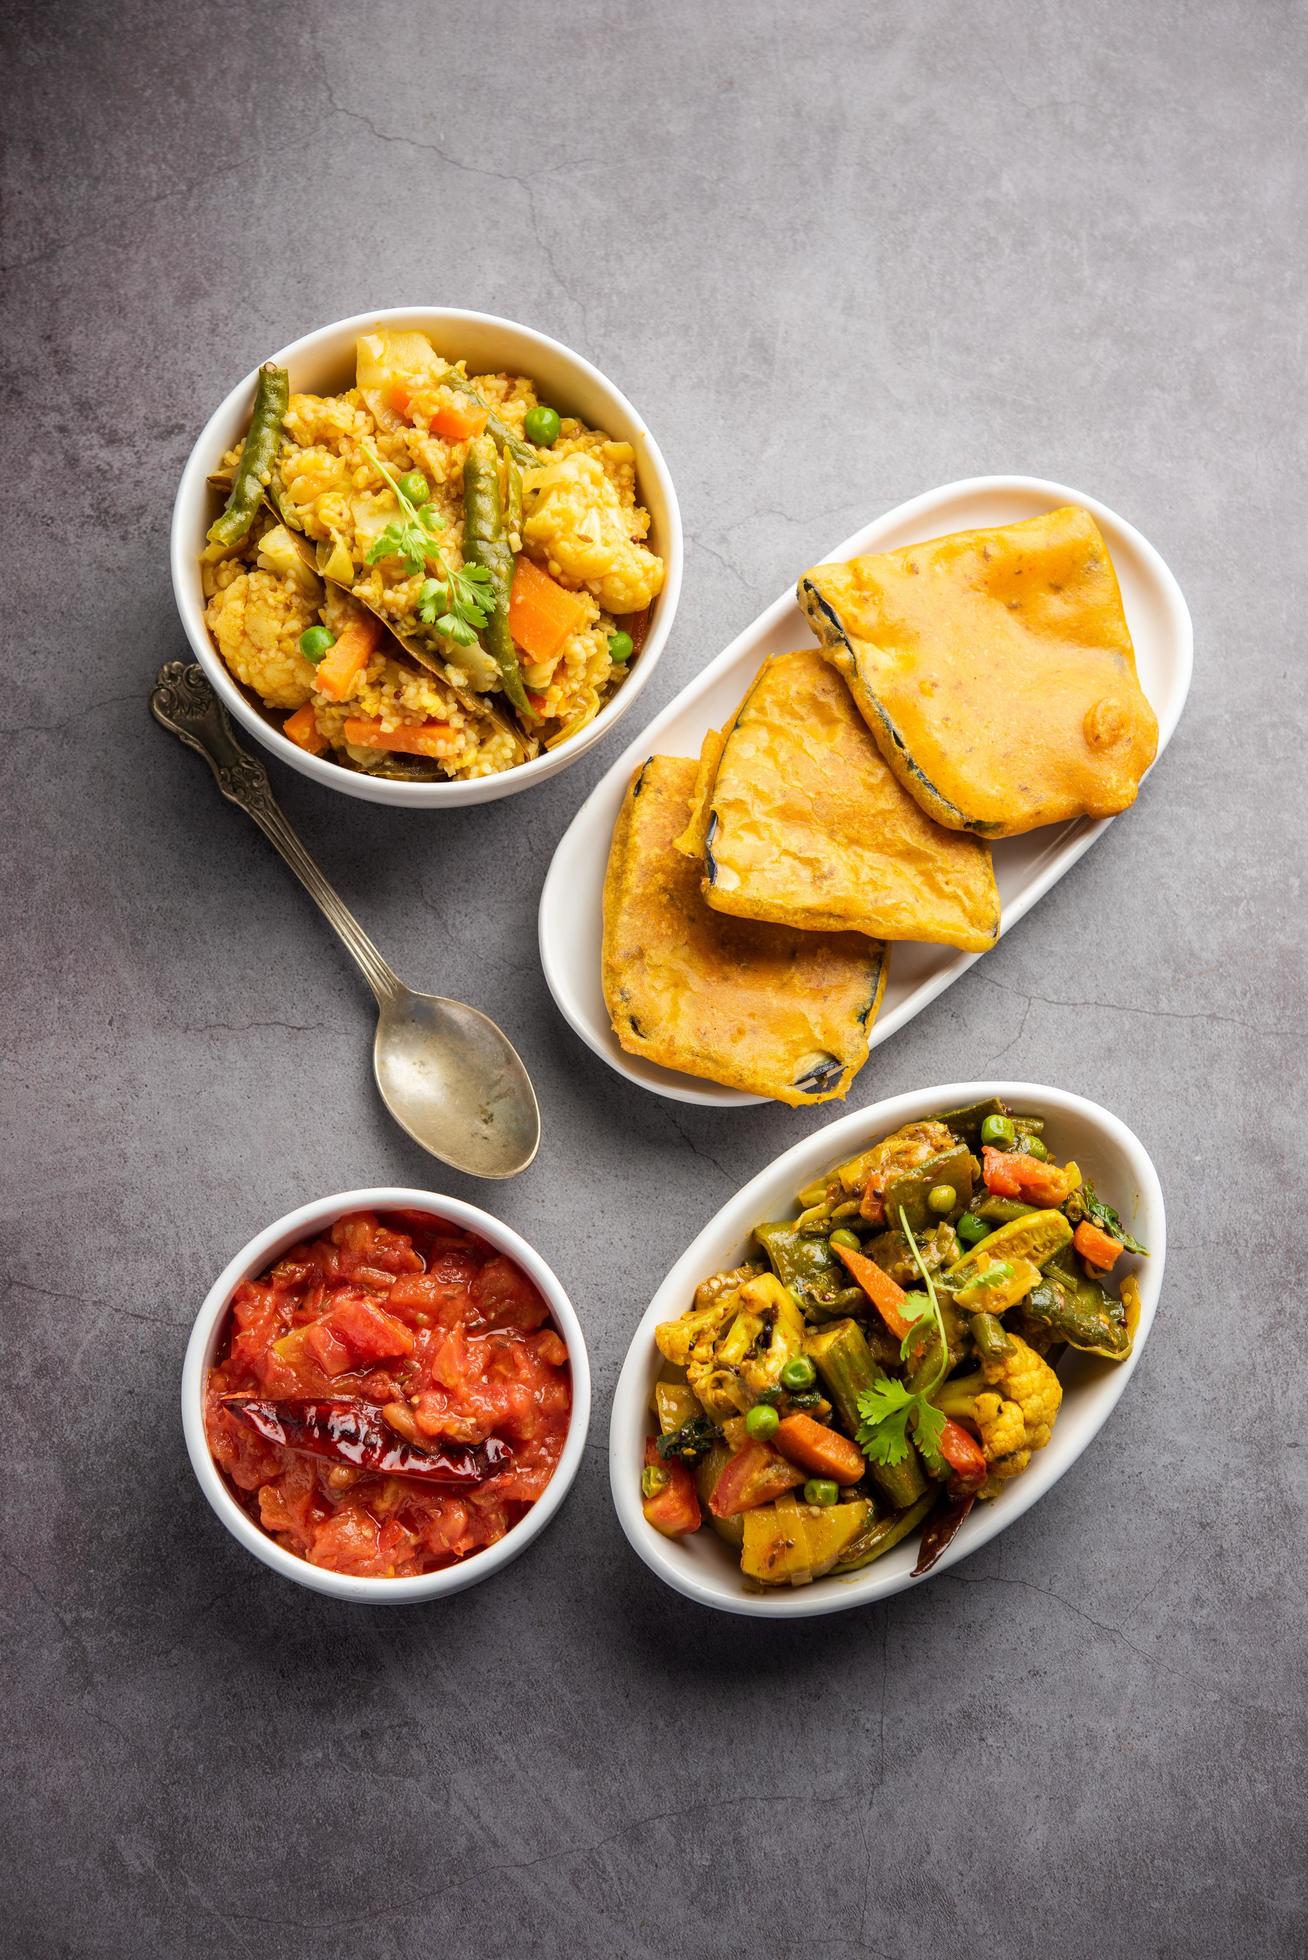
182 1186 592 1603
170 305 684 806
608 1080 1165 1618
539 471 1193 1100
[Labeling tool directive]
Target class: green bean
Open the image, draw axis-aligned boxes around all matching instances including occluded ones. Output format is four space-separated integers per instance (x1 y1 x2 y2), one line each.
438 367 537 467
206 363 289 551
969 1310 1012 1361
462 436 534 719
504 455 524 539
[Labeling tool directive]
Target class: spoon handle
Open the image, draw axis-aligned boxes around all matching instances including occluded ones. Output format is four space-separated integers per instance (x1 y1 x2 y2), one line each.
151 662 401 1008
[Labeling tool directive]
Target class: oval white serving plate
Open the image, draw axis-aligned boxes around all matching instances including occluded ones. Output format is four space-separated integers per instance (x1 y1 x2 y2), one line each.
540 475 1192 1104
609 1080 1164 1618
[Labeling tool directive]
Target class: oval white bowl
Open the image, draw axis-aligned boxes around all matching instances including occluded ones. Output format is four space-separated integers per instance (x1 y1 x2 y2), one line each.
609 1081 1164 1618
182 1187 591 1603
540 475 1192 1103
172 307 683 807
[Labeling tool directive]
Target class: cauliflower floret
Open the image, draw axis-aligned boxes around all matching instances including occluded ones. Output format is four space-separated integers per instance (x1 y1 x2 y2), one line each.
522 450 663 614
205 568 319 710
936 1332 1062 1497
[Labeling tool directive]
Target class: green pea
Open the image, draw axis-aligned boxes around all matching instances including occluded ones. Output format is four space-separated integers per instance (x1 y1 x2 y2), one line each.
804 1479 839 1508
828 1228 861 1252
780 1356 817 1393
607 630 634 664
1017 1133 1050 1161
927 1184 957 1215
398 469 430 506
745 1403 780 1442
298 625 335 662
524 404 561 447
981 1114 1017 1148
957 1212 991 1246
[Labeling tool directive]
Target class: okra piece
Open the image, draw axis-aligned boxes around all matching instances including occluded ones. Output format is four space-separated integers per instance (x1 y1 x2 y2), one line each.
834 1491 935 1573
206 362 289 552
881 1144 977 1231
969 1310 1012 1361
462 435 535 719
805 1318 929 1509
755 1220 863 1322
976 1195 1039 1225
929 1097 1004 1143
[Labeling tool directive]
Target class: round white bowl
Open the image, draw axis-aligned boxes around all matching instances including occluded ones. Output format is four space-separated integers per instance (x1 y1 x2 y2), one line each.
183 1187 591 1602
610 1081 1165 1618
171 307 683 807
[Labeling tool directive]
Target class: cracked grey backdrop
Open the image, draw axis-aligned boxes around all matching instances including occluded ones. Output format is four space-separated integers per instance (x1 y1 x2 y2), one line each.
3 1 1305 1956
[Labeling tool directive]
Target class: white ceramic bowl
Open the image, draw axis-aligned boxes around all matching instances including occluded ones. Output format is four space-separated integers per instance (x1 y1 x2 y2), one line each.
183 1188 591 1602
542 476 1193 1102
610 1082 1164 1618
172 307 683 807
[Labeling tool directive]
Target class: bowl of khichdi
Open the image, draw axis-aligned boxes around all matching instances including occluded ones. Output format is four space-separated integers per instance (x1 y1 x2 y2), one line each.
172 308 682 805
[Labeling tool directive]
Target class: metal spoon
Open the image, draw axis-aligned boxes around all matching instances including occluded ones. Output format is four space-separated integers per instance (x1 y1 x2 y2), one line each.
150 662 541 1180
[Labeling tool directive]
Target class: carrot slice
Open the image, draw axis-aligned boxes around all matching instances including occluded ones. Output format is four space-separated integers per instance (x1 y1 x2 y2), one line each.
833 1242 914 1342
430 399 489 441
315 615 382 703
773 1413 866 1485
1073 1220 1124 1271
282 703 327 754
388 381 412 417
342 717 454 759
508 554 589 662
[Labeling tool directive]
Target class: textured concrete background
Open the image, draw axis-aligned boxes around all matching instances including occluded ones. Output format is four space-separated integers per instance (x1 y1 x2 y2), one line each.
3 1 1304 1954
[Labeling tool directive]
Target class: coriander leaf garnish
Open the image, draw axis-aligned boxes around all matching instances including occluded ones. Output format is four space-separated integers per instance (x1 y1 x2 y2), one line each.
855 1209 953 1478
361 442 489 649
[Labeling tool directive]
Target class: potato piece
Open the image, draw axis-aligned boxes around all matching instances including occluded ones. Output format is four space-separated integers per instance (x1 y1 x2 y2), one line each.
798 506 1158 837
602 756 887 1105
702 650 999 951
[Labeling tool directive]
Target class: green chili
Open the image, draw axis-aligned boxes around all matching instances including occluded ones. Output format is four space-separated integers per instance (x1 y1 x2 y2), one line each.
206 362 289 551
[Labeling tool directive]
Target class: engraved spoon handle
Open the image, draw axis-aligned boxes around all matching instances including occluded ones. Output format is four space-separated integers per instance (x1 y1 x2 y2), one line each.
150 662 401 1008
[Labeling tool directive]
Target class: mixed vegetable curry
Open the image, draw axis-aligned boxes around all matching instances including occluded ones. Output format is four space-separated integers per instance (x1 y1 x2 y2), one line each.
640 1099 1144 1587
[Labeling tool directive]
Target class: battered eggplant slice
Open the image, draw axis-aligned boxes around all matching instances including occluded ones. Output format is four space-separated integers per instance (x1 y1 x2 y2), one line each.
797 506 1158 838
673 725 726 859
700 650 998 952
602 756 887 1105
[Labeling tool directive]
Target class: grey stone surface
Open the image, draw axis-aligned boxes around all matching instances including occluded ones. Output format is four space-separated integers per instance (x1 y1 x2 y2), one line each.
3 1 1304 1954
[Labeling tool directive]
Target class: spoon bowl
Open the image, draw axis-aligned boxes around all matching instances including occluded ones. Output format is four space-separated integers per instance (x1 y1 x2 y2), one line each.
374 989 540 1179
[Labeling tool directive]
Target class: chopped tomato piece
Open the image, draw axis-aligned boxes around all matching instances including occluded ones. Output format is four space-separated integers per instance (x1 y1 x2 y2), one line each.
641 1439 701 1537
709 1442 806 1518
320 1296 415 1365
303 1320 354 1378
936 1417 987 1493
773 1413 866 1485
982 1147 1074 1206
